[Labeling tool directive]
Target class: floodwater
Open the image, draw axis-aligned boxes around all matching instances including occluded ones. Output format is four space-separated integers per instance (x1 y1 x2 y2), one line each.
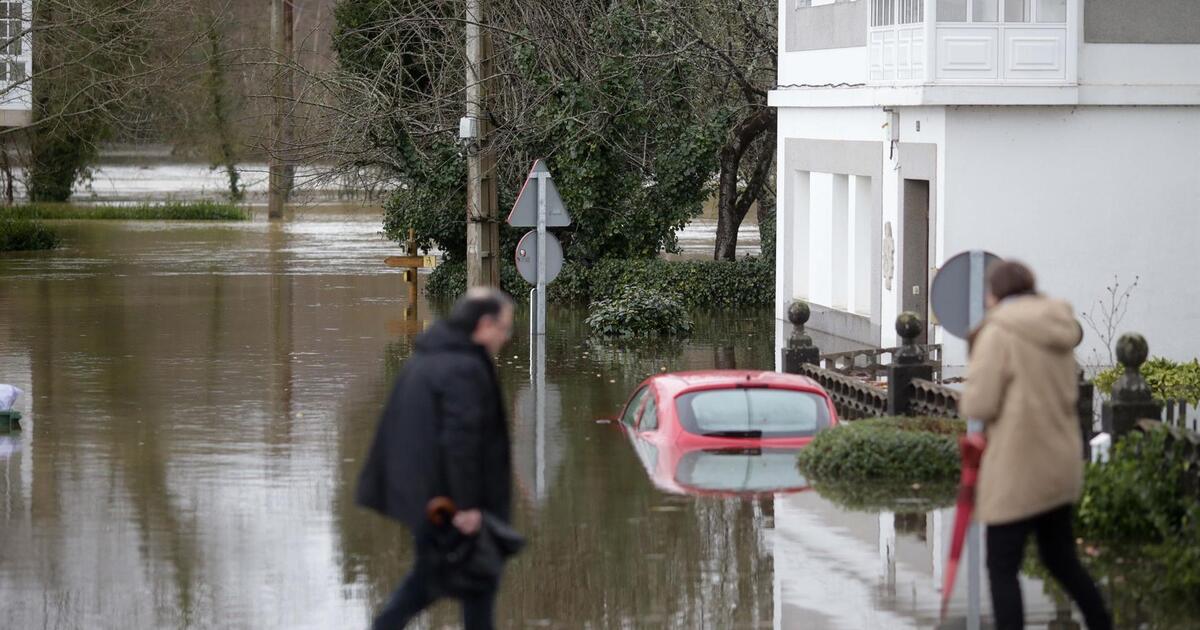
0 207 1122 629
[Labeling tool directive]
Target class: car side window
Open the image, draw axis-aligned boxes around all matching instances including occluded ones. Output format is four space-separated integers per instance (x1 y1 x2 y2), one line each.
639 394 658 431
621 387 649 427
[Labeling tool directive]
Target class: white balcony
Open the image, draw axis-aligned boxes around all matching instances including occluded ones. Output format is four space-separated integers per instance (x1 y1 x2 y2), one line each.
868 0 1076 85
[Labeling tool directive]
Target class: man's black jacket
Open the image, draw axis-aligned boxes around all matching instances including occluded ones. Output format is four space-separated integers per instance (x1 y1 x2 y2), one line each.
357 321 512 529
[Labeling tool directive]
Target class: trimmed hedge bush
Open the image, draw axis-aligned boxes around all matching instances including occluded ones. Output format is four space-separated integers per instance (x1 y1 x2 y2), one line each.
1093 357 1200 405
427 255 774 309
8 202 249 221
0 219 60 251
585 286 693 338
796 417 965 482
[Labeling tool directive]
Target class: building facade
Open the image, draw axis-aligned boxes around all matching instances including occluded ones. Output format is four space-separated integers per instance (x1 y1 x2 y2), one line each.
0 0 30 127
773 0 1200 367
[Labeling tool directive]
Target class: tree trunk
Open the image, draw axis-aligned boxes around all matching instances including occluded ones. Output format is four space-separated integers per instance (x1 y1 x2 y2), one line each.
714 107 776 261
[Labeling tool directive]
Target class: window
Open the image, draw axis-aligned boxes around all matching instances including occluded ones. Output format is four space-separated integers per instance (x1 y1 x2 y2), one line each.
620 387 649 427
639 395 658 431
972 0 998 22
1004 0 1030 23
675 388 832 439
1036 0 1066 22
937 0 967 22
0 2 22 57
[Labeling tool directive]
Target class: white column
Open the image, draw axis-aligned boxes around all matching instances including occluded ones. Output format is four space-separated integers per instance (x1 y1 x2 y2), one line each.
808 172 834 307
851 175 873 315
792 171 812 302
879 511 896 591
832 174 850 310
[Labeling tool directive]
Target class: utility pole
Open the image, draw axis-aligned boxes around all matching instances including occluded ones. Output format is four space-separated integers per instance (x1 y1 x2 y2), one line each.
464 0 500 287
268 0 294 220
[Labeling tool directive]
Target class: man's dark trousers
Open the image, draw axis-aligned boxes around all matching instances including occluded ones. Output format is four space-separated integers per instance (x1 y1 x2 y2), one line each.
371 532 499 630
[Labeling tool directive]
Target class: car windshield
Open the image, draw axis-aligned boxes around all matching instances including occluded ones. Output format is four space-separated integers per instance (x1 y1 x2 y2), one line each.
675 388 830 438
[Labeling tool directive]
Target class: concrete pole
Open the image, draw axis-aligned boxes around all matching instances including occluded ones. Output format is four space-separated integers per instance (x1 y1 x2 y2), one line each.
268 0 293 220
465 0 499 288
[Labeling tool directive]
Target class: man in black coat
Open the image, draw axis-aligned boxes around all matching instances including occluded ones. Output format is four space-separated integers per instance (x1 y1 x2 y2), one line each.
357 288 515 630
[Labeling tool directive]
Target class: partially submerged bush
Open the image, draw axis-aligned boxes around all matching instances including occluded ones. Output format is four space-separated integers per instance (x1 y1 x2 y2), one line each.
796 417 965 482
424 259 526 301
1093 357 1200 404
586 286 693 338
0 219 60 251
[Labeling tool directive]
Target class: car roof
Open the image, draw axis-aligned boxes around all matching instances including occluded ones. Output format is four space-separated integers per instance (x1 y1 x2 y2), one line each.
646 370 826 397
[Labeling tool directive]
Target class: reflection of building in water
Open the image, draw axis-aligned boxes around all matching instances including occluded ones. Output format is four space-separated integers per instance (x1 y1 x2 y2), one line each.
770 492 1069 629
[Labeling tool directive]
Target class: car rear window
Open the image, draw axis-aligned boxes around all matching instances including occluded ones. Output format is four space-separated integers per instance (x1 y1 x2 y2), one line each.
675 388 831 438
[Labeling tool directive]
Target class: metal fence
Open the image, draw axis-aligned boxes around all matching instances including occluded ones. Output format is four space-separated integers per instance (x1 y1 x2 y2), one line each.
1161 399 1199 433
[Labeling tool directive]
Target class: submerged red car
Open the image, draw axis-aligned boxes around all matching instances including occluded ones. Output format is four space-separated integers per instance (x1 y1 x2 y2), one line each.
615 370 840 496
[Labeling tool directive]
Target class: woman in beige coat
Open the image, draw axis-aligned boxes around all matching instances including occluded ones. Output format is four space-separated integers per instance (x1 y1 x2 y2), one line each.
961 261 1111 630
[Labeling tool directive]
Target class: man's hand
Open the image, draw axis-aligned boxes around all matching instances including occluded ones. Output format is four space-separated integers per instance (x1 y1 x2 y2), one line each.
453 509 483 535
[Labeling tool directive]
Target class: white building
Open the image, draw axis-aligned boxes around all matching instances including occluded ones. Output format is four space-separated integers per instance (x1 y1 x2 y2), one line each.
0 0 30 127
772 0 1200 367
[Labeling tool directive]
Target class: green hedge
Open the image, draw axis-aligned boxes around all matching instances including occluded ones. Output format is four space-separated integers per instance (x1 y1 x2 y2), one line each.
796 417 965 483
427 256 774 308
585 286 693 338
7 202 249 221
1025 427 1200 622
0 219 60 251
1093 357 1200 405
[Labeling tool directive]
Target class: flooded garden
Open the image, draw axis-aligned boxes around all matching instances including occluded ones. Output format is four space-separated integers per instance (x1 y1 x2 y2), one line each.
0 201 1127 629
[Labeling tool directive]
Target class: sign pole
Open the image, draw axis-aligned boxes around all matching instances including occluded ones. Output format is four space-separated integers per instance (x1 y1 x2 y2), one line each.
966 249 986 630
535 173 548 336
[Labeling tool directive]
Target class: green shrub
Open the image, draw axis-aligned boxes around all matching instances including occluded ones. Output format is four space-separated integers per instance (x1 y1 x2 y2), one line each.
8 202 249 221
546 257 773 307
1093 357 1200 404
585 286 693 338
796 417 965 482
1077 428 1195 544
0 219 60 251
424 259 527 301
427 256 774 310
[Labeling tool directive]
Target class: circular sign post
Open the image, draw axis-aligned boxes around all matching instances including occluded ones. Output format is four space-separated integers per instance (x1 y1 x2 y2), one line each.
515 230 563 285
930 250 1002 340
929 249 1002 630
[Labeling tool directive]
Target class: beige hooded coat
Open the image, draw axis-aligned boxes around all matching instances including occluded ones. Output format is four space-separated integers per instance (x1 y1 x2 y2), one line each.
960 295 1085 525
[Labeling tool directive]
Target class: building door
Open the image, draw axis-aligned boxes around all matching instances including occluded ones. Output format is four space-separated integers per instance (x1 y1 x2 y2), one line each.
902 179 930 342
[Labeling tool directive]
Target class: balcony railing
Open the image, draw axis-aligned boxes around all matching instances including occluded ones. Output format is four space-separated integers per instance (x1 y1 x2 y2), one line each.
868 0 1074 85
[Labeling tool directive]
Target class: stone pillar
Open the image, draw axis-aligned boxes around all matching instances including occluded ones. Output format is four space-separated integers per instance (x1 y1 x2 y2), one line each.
1101 333 1162 439
887 312 933 416
781 301 819 374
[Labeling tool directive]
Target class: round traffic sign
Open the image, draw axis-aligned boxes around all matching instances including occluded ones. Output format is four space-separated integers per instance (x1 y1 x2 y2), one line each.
930 250 1002 340
515 230 564 285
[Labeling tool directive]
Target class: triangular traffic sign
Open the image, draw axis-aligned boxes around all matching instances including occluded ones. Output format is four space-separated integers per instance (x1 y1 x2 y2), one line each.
506 159 572 227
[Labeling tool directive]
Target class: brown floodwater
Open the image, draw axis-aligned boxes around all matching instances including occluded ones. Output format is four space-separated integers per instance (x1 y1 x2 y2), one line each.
0 209 1171 629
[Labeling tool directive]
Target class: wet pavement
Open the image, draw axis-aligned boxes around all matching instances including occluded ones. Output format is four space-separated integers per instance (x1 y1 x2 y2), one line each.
0 208 1102 628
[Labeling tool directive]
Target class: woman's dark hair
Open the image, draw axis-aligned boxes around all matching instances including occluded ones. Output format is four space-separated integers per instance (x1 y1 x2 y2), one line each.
447 287 514 333
987 260 1037 301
